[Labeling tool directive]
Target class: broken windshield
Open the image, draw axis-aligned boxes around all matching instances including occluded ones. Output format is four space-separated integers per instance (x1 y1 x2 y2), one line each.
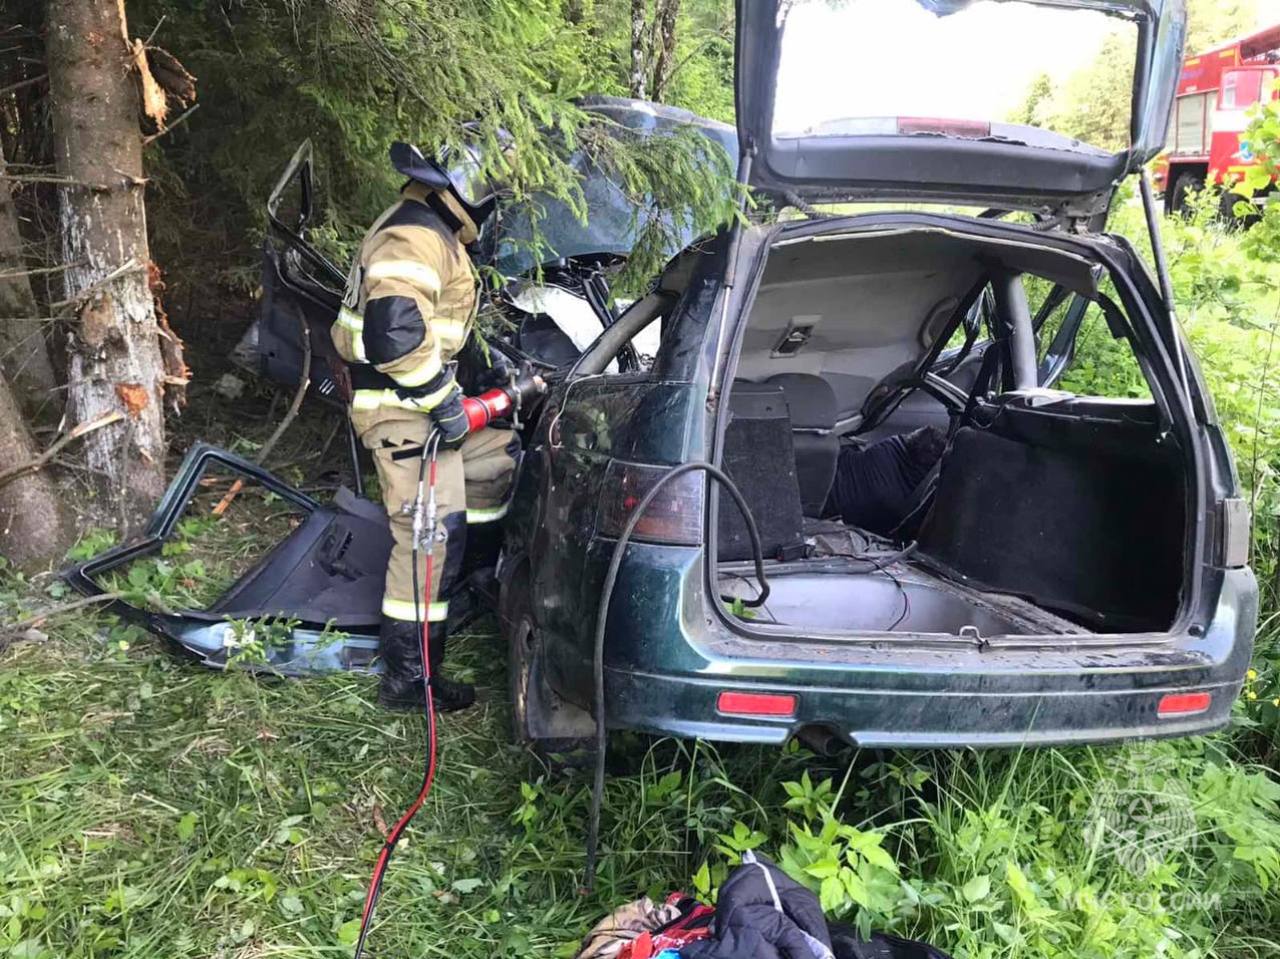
485 103 737 277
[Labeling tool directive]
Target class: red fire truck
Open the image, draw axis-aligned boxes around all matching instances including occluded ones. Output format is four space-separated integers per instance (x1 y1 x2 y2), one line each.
1154 23 1280 214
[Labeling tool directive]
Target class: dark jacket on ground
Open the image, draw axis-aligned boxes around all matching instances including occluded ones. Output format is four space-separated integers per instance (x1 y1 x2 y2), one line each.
682 852 834 959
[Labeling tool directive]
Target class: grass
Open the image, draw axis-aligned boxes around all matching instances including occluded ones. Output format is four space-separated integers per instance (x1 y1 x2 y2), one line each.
0 610 802 958
3 594 1279 958
4 197 1280 958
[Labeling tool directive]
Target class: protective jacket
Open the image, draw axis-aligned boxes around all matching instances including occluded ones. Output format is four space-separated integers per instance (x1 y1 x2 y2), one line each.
333 182 518 630
330 181 478 439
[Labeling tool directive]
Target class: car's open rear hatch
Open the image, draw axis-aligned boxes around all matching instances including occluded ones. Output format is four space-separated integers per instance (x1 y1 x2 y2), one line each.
735 0 1187 217
62 444 388 674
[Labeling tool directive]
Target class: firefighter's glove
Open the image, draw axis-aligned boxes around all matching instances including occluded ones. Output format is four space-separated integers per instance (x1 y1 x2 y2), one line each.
468 335 512 394
430 383 470 450
472 359 512 395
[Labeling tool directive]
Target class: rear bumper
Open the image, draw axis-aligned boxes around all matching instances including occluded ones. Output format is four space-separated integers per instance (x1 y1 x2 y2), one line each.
589 545 1257 749
604 666 1240 748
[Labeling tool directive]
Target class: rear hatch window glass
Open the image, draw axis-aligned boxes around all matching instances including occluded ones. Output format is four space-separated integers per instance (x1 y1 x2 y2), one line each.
772 0 1139 152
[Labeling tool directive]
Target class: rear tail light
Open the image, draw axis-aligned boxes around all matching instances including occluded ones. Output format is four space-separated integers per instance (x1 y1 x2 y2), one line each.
596 460 704 546
1157 692 1212 718
896 116 992 138
717 691 797 718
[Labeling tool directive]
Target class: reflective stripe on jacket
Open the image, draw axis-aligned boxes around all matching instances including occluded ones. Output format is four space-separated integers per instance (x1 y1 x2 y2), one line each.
330 182 477 417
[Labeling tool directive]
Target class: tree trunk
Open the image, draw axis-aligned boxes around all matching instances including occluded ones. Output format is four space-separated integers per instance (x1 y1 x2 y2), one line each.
650 0 681 101
629 0 649 99
0 367 68 568
0 140 59 408
46 0 167 527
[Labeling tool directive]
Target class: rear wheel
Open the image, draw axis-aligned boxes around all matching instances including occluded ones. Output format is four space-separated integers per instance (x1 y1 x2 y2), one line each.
1168 171 1204 217
1219 187 1262 229
502 564 541 745
501 562 594 753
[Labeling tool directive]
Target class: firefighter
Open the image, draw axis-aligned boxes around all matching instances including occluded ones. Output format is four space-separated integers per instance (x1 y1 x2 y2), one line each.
332 141 519 712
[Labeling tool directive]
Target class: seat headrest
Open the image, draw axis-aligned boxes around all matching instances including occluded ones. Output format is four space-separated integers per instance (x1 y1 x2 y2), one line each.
765 373 837 430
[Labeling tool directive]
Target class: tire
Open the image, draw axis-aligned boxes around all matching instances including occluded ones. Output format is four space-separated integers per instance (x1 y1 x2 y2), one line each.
501 561 595 757
501 562 541 746
1219 187 1261 229
1168 171 1203 217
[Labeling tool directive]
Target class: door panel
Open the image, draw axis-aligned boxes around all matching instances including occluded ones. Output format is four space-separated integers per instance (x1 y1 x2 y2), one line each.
520 378 700 698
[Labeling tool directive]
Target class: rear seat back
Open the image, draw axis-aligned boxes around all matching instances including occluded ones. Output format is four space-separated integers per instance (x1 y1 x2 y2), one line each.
765 373 840 517
720 381 806 561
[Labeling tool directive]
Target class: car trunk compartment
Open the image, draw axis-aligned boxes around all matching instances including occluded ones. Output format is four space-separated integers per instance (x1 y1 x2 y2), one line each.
718 558 1081 638
711 219 1192 642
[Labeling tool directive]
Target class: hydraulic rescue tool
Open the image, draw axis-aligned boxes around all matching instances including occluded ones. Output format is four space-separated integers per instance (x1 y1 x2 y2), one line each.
461 369 543 432
352 369 544 959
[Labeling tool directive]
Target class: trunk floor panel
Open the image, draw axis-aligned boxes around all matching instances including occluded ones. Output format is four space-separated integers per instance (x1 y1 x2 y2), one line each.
719 564 1082 637
720 522 1084 638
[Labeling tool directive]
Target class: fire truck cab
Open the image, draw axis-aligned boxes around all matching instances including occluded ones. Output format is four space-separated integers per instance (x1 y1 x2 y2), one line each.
1156 24 1280 215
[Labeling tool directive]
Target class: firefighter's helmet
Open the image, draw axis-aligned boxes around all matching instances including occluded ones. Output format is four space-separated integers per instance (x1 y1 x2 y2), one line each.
389 133 512 229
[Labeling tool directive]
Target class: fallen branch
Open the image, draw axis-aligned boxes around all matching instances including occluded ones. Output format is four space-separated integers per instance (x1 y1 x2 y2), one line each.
0 410 124 489
48 258 143 310
0 172 81 186
0 261 83 281
0 73 47 96
2 591 123 635
142 102 200 145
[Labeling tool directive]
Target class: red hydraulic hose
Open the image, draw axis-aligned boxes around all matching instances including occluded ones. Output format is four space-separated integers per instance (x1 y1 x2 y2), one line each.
352 447 439 959
348 375 540 953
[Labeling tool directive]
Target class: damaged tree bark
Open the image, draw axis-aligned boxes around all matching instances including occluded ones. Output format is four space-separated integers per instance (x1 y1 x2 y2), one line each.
0 366 68 567
45 0 168 524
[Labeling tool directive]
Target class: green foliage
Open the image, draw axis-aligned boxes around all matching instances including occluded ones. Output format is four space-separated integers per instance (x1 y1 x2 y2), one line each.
1073 186 1280 745
1184 0 1258 53
1043 30 1138 151
689 744 1280 959
64 530 119 563
223 615 300 667
1008 73 1053 129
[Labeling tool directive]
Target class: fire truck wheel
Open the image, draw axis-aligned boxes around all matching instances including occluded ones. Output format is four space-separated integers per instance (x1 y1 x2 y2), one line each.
1219 188 1260 230
1168 171 1204 217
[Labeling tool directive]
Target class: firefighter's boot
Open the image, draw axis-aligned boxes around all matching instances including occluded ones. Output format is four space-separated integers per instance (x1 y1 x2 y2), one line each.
377 619 427 711
378 620 476 712
426 621 476 712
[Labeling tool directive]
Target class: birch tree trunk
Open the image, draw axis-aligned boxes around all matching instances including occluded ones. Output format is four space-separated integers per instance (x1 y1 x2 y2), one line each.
629 0 649 99
46 0 167 526
0 140 58 408
0 367 68 567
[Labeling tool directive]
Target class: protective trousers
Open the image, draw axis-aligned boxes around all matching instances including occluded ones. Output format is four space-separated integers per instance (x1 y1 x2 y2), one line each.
366 418 520 624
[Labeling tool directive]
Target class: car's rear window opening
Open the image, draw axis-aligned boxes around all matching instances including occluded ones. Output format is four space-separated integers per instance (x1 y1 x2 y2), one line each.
714 225 1187 639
